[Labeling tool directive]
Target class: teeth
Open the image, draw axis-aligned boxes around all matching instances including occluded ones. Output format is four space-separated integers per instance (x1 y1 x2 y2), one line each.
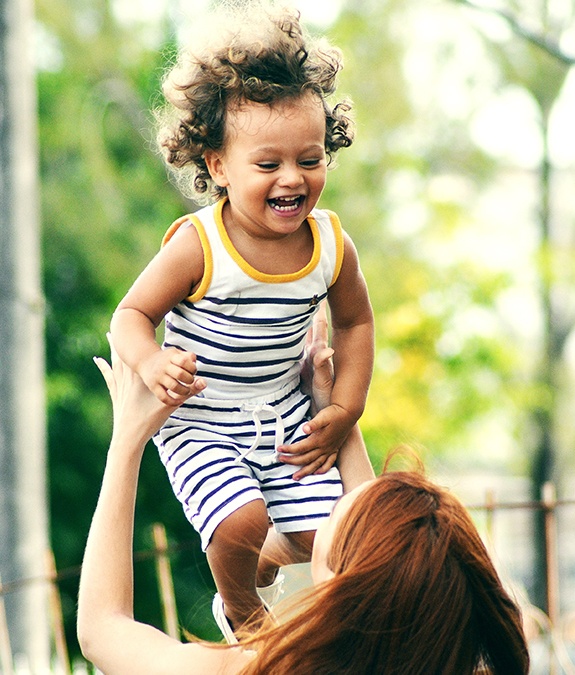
271 196 301 212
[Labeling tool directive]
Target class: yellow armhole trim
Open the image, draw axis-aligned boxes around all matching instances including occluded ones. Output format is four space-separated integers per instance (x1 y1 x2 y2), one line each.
161 215 190 248
161 215 213 303
214 198 320 283
325 210 344 287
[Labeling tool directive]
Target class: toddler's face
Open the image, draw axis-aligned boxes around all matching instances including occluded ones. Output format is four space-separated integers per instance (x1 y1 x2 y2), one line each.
205 92 327 241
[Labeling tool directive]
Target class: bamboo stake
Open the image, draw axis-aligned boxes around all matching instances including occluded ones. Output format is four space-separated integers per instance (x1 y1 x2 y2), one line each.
542 483 559 627
0 575 14 675
45 549 71 675
152 524 179 639
484 488 496 556
542 482 560 675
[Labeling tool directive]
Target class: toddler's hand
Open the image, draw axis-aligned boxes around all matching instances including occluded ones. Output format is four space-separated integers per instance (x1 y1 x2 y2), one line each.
277 404 355 481
139 348 205 405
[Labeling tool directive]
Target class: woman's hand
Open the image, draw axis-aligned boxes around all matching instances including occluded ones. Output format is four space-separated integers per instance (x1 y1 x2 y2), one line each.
79 336 251 675
300 302 335 416
285 304 340 479
94 334 206 446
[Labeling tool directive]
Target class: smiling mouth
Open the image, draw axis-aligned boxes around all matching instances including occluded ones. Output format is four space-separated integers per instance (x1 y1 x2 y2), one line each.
268 196 305 213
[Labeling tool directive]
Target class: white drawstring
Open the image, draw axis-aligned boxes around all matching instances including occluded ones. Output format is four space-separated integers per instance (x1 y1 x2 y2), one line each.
234 403 285 464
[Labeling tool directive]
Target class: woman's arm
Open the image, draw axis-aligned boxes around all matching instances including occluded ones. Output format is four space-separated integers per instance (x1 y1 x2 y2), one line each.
336 423 375 492
294 302 375 489
77 340 250 675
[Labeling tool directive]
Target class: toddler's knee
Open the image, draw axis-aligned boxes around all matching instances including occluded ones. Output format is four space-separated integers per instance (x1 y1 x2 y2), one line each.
211 499 269 551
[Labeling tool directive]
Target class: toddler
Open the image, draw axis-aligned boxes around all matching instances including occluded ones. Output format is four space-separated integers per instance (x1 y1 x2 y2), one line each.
110 3 374 642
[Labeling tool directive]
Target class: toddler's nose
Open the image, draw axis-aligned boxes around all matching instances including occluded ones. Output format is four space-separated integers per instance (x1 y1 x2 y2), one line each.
278 164 304 188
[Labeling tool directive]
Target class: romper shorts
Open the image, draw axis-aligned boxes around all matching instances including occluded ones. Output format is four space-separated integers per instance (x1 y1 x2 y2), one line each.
153 378 343 551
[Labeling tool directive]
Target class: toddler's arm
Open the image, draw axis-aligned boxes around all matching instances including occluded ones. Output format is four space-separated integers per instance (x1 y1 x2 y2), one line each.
110 225 204 406
279 233 374 479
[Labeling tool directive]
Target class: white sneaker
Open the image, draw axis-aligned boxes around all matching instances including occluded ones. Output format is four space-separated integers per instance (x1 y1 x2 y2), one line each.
212 593 238 644
257 571 285 608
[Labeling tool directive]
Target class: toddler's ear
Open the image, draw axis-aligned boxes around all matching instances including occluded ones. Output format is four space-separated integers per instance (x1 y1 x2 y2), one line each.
204 150 229 187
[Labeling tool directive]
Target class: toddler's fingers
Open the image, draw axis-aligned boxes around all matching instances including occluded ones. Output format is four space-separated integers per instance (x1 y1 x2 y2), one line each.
302 409 331 436
292 453 337 481
163 389 189 405
292 462 323 481
172 349 197 370
190 377 207 394
174 366 197 385
277 436 311 456
165 376 193 397
166 376 206 402
278 443 327 466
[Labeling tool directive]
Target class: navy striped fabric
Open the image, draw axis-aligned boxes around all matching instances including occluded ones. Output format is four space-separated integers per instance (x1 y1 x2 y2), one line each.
162 200 341 401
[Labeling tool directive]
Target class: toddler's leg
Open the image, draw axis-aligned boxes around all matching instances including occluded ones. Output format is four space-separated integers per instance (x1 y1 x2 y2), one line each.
257 528 315 588
206 499 269 634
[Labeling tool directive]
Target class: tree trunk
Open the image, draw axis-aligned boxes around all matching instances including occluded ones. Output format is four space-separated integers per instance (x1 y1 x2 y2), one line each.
0 0 50 668
530 107 560 613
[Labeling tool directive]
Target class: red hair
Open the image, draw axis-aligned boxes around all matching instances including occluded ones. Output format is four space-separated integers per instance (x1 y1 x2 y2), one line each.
242 470 529 674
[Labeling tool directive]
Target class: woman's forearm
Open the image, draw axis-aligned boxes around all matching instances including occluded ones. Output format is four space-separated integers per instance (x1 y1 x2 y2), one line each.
77 432 144 658
337 423 375 492
76 351 253 674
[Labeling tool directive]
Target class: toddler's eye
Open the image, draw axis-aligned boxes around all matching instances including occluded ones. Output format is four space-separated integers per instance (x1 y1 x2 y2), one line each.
257 162 278 170
300 159 322 168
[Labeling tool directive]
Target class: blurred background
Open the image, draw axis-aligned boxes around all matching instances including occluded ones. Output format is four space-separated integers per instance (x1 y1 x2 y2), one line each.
2 0 575 670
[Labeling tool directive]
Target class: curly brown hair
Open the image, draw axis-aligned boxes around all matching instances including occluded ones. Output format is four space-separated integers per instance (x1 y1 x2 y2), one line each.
155 3 354 201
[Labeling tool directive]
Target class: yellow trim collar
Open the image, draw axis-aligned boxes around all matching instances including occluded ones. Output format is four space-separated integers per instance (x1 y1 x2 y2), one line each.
214 198 320 283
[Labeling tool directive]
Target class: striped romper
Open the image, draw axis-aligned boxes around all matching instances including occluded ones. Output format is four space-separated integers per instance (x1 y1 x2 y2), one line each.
153 198 344 551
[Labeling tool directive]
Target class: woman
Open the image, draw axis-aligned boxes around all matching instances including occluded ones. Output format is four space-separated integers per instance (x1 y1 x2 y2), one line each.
77 338 530 674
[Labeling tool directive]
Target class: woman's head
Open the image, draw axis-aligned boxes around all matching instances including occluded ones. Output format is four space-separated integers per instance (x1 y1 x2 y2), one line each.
155 3 354 201
322 471 530 673
248 469 530 675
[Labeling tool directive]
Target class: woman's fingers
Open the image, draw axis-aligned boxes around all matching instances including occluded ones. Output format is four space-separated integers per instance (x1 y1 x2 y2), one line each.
93 356 114 393
311 301 329 353
106 332 119 366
